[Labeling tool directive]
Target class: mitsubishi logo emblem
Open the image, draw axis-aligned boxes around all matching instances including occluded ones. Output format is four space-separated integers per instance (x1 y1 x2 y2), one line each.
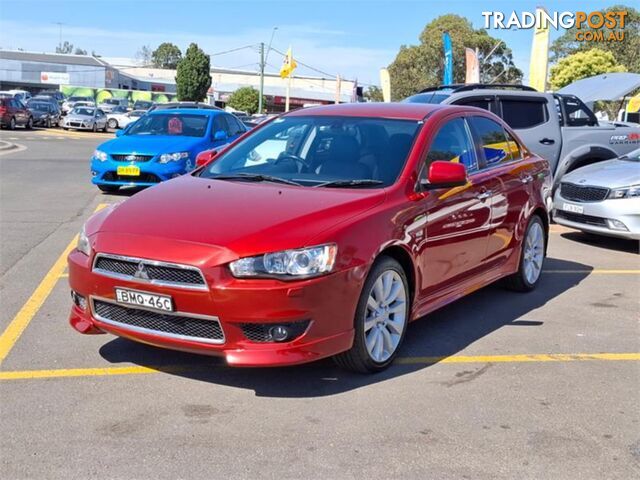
134 262 150 280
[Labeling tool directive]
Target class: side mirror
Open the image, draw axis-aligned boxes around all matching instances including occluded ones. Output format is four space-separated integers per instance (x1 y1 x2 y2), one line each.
420 161 467 189
214 130 227 141
196 149 219 168
115 129 124 137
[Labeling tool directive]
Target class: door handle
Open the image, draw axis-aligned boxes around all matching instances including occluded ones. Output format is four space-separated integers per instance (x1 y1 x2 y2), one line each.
539 138 555 145
477 190 492 201
520 175 533 184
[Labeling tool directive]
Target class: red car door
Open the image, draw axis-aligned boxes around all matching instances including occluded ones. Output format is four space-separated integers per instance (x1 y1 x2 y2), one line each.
415 116 495 299
468 116 532 267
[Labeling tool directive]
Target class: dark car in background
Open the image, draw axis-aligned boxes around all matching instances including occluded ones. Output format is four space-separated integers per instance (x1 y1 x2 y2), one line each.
27 101 61 127
0 96 33 129
37 90 66 105
133 100 154 111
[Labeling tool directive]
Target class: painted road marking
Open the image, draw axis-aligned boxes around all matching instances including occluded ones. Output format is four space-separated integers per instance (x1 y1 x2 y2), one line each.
0 204 108 366
544 270 640 274
0 352 638 381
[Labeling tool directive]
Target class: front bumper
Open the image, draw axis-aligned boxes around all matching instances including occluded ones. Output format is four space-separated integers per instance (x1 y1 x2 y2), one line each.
91 156 189 187
553 192 640 240
67 249 362 367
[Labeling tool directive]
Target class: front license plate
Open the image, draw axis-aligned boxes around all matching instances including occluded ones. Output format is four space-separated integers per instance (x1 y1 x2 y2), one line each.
117 165 140 176
115 288 173 312
562 202 584 214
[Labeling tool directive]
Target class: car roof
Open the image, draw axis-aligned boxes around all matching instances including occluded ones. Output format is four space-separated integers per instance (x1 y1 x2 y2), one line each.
147 108 222 116
285 102 445 120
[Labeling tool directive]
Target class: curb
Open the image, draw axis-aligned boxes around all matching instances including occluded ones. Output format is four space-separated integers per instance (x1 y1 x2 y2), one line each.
0 140 17 152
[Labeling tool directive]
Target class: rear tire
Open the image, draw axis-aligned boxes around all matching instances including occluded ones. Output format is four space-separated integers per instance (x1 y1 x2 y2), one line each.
26 117 33 129
504 215 546 292
98 185 120 193
333 256 410 373
9 117 16 130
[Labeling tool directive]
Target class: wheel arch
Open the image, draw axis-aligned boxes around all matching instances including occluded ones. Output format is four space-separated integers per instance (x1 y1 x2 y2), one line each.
554 144 618 187
376 244 416 307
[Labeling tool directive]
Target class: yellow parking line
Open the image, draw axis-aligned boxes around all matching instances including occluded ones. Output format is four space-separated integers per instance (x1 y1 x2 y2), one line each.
0 204 108 366
0 352 638 381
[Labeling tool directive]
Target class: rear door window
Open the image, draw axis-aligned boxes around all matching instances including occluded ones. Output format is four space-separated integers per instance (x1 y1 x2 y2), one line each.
469 116 512 167
499 98 548 129
453 95 495 113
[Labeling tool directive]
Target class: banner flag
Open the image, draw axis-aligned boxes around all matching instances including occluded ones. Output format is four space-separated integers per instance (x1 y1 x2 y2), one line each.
280 46 298 79
465 48 480 84
443 32 453 85
529 6 550 91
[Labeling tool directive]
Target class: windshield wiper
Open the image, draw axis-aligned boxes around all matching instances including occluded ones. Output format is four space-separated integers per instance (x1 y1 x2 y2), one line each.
314 179 384 188
210 173 302 186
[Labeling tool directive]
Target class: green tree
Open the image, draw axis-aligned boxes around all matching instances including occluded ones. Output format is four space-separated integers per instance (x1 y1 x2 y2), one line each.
55 41 73 54
388 15 522 100
549 48 627 90
227 87 265 114
74 48 87 55
136 45 152 65
175 43 212 101
152 42 182 69
364 85 384 102
550 5 640 73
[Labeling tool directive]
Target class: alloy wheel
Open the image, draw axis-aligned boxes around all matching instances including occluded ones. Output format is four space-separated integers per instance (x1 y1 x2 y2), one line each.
364 270 407 363
523 221 544 284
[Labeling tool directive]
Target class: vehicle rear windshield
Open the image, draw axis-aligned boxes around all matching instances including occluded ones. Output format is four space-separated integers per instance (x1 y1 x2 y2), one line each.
29 103 49 111
199 115 420 187
126 114 209 137
403 92 451 104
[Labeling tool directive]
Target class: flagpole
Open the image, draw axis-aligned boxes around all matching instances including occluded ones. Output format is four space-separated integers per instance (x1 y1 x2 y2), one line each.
285 74 292 112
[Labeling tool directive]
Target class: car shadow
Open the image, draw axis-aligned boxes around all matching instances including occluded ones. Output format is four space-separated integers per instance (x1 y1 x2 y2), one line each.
101 187 147 197
99 257 591 398
560 231 639 254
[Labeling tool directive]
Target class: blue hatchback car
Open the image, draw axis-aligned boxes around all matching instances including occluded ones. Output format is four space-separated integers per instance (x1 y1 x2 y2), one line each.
91 109 246 192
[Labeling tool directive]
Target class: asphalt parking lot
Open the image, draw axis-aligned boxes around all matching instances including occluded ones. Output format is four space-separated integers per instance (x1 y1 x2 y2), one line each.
0 128 639 480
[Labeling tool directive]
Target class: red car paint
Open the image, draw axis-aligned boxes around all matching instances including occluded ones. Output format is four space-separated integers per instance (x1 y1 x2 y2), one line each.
68 103 551 367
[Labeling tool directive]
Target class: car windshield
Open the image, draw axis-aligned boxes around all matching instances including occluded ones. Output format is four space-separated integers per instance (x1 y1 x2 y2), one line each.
69 97 87 102
103 99 120 105
111 106 127 113
72 107 94 116
126 113 209 137
29 103 49 111
199 115 420 188
403 92 451 104
620 148 640 161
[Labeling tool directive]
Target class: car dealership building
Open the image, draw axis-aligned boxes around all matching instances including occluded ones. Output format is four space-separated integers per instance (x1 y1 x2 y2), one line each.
0 49 357 111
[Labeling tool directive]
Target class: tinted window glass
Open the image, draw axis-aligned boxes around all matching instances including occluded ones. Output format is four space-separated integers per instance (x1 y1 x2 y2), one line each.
425 118 477 172
454 97 492 111
212 116 226 136
505 130 522 160
228 115 246 135
126 114 209 137
560 96 598 126
403 92 451 104
469 116 510 167
500 99 547 128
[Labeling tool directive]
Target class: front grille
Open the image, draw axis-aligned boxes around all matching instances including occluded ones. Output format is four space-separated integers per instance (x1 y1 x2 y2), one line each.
555 210 607 227
68 122 85 127
93 254 207 289
560 183 609 203
93 300 224 343
111 154 154 162
240 320 310 343
103 172 161 183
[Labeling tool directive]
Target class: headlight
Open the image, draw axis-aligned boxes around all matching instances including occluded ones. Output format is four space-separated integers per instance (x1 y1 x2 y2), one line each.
159 152 189 163
93 149 107 161
608 184 640 199
229 244 337 279
76 225 91 256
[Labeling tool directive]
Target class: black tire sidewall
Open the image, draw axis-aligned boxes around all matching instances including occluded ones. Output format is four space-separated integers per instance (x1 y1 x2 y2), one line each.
10 117 16 130
352 257 410 371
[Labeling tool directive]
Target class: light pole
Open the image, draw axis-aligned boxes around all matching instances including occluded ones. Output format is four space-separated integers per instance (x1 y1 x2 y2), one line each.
53 22 64 50
258 27 278 114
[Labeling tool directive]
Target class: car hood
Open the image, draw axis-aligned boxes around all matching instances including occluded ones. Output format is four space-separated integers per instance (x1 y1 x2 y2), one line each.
562 159 640 189
66 114 93 121
98 135 202 155
90 174 386 258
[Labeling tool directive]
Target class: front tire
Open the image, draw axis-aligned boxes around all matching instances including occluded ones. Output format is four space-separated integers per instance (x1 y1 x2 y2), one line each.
108 119 118 129
26 117 33 129
9 117 16 130
98 185 120 193
334 256 410 373
504 215 546 292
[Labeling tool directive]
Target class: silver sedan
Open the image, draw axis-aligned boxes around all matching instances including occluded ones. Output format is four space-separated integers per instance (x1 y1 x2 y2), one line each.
553 148 640 240
61 107 108 132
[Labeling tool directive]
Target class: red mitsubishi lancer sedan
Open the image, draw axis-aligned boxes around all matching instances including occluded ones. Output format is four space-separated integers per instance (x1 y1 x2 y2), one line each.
68 103 551 372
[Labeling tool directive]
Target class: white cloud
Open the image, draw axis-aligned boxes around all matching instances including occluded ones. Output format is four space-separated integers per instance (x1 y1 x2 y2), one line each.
0 20 393 85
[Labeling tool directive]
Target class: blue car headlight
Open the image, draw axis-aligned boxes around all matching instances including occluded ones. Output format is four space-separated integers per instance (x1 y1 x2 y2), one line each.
159 152 189 163
93 149 108 161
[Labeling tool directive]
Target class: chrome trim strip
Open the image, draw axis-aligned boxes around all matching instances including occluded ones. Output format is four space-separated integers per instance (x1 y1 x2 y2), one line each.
92 253 208 291
90 296 225 345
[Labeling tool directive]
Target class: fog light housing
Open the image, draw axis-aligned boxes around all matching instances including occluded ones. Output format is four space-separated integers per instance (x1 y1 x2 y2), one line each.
269 325 290 342
607 219 629 231
240 320 311 343
71 291 87 311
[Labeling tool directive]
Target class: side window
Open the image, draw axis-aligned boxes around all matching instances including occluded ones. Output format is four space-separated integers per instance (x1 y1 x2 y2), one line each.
499 98 548 129
504 130 522 160
453 96 494 113
560 95 598 127
212 116 226 137
227 115 245 135
469 116 511 167
425 118 477 172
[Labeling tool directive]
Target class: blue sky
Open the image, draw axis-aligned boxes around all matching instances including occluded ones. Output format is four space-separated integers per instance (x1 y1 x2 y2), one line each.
0 0 625 85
